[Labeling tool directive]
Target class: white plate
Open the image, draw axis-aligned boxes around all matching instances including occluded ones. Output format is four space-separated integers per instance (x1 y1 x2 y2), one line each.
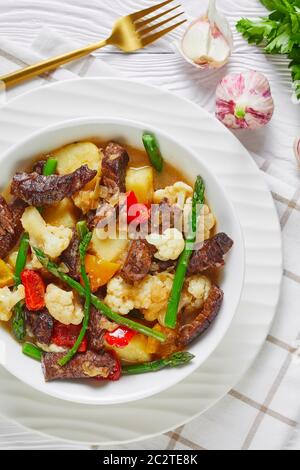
0 78 282 445
0 117 245 405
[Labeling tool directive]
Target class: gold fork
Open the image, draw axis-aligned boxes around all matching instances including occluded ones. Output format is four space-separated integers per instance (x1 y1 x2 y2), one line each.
0 0 186 89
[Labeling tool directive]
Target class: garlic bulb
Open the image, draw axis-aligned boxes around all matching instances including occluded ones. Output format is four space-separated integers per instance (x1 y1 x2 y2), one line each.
180 0 233 69
216 71 274 130
294 137 300 166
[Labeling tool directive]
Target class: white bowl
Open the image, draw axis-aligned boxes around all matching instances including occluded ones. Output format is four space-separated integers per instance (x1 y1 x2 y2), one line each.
0 117 245 405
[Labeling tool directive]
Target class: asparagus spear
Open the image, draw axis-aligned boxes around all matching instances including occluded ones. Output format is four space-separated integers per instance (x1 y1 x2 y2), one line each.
22 342 42 361
164 176 205 329
76 219 89 240
122 352 195 375
33 247 166 343
142 132 164 172
43 158 58 176
58 223 92 366
13 232 29 285
12 233 30 341
12 303 27 342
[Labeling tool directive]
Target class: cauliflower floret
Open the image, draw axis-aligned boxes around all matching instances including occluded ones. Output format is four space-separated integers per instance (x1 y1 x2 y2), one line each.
0 285 25 322
146 228 185 261
187 275 211 301
154 182 193 209
45 284 84 325
105 273 174 320
21 207 73 259
135 273 174 321
104 276 135 315
179 275 212 313
26 252 43 270
183 198 216 242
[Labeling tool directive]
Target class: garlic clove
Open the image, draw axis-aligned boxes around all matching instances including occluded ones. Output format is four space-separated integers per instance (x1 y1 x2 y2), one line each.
216 71 275 130
207 0 233 47
182 18 211 64
205 26 232 67
180 0 233 70
294 137 300 166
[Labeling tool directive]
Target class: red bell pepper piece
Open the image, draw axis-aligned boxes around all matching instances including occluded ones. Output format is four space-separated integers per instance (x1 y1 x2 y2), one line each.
125 191 150 225
52 322 87 353
94 350 121 381
104 325 137 348
21 269 46 311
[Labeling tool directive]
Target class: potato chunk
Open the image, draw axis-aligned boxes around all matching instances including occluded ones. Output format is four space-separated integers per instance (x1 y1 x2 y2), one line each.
43 198 78 229
108 334 151 364
53 142 103 213
90 230 129 263
53 142 102 176
126 167 154 205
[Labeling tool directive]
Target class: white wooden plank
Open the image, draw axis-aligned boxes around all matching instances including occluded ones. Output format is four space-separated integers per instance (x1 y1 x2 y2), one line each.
0 0 272 52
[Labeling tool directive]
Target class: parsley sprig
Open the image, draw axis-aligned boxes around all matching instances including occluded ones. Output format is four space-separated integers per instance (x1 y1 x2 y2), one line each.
237 0 300 100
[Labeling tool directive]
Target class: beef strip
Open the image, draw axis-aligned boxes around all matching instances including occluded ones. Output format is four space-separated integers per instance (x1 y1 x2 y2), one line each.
187 233 234 275
178 284 224 346
11 164 97 206
87 201 117 231
0 197 17 237
150 259 176 274
86 210 97 230
60 230 80 279
32 160 46 175
0 196 27 259
42 350 118 381
120 239 155 284
101 142 129 193
25 308 54 346
87 307 106 353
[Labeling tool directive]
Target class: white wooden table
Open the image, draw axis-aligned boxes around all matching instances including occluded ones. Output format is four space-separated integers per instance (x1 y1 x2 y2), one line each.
0 0 299 450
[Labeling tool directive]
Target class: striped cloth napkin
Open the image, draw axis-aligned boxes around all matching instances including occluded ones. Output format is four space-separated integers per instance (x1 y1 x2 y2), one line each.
0 27 299 451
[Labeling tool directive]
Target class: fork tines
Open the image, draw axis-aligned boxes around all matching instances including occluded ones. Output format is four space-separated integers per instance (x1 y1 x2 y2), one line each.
131 0 186 45
130 0 178 22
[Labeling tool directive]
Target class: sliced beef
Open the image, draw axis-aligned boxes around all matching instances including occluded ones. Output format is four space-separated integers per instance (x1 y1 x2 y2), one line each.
188 233 233 275
120 239 155 284
101 142 129 193
25 308 54 346
0 197 17 237
11 164 97 206
0 196 27 259
87 307 106 353
42 350 118 381
150 259 176 274
86 210 97 231
88 201 117 231
32 160 46 175
60 230 80 279
178 285 224 346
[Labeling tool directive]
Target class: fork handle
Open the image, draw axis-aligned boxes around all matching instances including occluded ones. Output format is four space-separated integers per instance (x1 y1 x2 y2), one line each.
0 39 108 88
